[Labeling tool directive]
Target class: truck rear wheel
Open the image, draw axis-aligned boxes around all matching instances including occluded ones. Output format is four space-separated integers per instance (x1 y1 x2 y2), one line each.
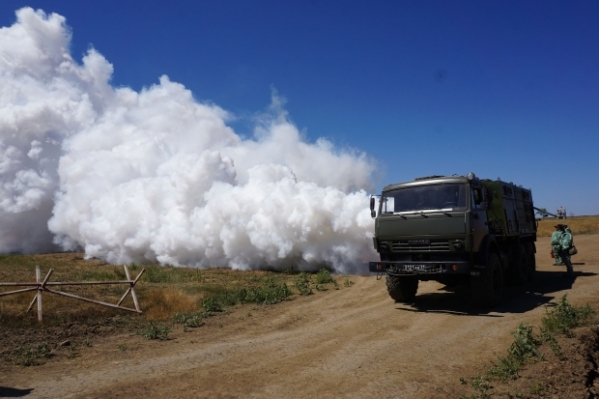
386 276 418 303
524 242 536 282
471 253 503 307
511 244 529 286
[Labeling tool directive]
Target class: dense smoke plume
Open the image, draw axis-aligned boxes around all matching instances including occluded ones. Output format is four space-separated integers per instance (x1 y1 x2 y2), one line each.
0 8 377 272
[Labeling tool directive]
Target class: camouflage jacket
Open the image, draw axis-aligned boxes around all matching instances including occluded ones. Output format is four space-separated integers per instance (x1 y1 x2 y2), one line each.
559 230 573 250
550 230 562 246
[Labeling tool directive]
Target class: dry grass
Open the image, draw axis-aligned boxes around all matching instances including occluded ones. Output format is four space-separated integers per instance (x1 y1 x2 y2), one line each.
536 215 599 237
142 288 198 321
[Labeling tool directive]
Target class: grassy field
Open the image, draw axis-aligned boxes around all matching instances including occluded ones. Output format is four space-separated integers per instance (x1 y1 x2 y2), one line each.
0 253 347 329
0 253 351 365
535 215 599 237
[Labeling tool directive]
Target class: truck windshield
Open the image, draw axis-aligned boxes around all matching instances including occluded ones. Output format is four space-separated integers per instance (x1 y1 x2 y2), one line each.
380 183 467 214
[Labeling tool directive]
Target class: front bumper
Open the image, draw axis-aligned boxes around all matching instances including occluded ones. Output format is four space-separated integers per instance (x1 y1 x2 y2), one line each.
368 261 472 275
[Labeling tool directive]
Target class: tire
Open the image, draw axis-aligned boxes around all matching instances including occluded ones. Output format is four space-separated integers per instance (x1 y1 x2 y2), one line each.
471 253 503 307
510 244 528 286
524 242 536 282
386 275 418 303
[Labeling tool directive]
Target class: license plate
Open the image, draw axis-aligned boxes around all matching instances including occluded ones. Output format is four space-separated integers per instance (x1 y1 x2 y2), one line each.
408 239 430 246
403 264 427 271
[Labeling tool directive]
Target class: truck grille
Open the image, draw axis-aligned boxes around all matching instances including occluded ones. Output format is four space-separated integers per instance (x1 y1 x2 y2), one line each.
391 240 450 252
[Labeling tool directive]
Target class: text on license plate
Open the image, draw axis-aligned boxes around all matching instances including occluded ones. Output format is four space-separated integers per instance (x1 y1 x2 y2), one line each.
402 264 428 271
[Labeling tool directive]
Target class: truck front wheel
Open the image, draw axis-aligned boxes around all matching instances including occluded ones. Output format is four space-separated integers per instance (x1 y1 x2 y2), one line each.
386 276 418 303
471 253 503 307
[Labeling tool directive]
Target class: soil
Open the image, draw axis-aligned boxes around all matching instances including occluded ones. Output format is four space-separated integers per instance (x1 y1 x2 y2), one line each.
1 235 598 399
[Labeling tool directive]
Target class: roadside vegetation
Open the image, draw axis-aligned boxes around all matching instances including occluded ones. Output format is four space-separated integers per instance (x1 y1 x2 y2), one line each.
460 295 597 399
536 215 599 237
0 253 353 366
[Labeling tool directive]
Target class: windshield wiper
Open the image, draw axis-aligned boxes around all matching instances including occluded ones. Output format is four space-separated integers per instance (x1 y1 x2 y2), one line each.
395 209 454 217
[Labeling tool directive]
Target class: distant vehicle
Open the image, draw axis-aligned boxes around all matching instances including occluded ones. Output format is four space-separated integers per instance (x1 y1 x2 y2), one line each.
557 206 567 219
368 173 537 307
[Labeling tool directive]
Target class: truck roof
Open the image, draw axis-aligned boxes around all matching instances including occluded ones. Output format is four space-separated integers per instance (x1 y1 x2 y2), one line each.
382 175 470 192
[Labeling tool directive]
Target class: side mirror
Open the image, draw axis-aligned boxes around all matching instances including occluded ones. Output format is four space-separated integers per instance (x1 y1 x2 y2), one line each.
370 197 376 218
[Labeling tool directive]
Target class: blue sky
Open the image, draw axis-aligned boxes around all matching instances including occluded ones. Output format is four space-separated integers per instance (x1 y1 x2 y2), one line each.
2 0 599 216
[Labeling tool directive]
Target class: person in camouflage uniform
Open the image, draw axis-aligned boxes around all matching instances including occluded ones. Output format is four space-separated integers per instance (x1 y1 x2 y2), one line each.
550 224 563 266
556 224 574 277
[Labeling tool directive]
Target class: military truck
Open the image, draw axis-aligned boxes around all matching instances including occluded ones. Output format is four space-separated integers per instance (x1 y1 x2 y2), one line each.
368 173 537 306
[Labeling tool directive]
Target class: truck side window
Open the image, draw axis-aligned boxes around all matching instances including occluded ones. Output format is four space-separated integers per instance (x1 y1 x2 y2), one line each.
382 197 395 214
472 188 483 210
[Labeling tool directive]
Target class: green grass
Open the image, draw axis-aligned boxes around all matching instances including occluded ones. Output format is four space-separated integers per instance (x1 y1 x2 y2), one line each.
294 272 313 296
139 321 170 340
6 342 53 367
173 310 207 328
541 294 595 336
315 269 334 284
487 323 543 381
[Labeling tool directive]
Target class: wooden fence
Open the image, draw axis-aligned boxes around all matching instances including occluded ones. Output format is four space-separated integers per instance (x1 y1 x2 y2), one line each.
0 265 145 322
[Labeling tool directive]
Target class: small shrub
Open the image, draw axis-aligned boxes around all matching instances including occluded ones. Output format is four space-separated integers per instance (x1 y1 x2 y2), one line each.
37 342 52 359
20 348 36 367
343 279 354 287
541 295 595 336
139 321 170 340
487 324 542 381
507 323 542 361
202 297 224 313
460 376 492 399
174 311 206 328
530 381 548 396
295 272 313 296
13 342 53 366
315 268 335 284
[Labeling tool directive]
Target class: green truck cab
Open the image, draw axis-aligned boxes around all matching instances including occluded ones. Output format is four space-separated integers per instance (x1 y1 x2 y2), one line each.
368 173 537 306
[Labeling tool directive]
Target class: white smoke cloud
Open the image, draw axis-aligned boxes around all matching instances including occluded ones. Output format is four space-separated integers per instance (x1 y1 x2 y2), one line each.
1 7 377 272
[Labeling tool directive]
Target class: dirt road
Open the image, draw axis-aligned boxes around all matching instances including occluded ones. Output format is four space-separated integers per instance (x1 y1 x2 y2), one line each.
3 235 598 398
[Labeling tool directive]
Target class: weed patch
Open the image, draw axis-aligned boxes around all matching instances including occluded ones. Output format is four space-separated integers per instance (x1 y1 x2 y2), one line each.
9 342 53 366
462 295 598 397
139 321 170 340
294 272 313 296
173 311 207 328
202 283 292 311
488 323 543 380
315 269 335 284
541 295 595 336
294 269 340 295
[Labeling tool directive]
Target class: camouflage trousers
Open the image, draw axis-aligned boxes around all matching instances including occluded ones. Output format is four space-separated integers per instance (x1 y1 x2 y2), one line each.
552 245 563 265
